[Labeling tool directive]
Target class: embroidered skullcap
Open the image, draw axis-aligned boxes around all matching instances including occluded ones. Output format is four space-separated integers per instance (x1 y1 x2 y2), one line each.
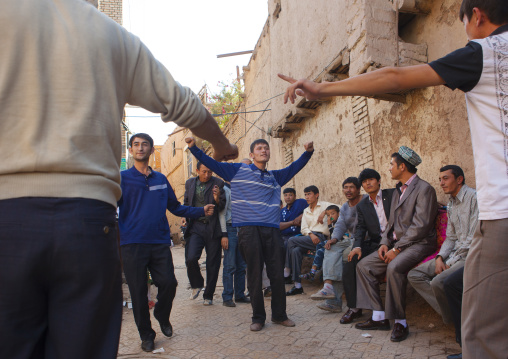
398 146 422 167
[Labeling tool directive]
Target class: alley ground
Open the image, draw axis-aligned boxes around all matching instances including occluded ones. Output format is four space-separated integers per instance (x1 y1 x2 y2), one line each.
117 246 461 359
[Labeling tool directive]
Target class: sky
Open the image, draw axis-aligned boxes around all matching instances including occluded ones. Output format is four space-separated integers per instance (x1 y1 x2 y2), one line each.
122 0 269 145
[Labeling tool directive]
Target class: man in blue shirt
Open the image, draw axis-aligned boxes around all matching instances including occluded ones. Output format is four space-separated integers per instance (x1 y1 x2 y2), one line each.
118 133 214 352
186 136 313 332
280 188 308 247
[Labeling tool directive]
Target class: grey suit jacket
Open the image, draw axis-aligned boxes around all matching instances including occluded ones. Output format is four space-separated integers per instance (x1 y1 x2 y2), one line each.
381 175 438 251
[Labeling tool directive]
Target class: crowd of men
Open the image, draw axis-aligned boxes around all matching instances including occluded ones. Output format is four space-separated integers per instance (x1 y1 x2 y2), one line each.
1 0 506 359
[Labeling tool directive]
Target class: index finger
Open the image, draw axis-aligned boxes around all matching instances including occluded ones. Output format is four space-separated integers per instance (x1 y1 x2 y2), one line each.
278 73 296 84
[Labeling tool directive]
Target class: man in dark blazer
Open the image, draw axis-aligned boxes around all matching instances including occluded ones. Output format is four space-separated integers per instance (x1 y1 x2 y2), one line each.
183 161 226 305
340 168 394 325
355 147 437 343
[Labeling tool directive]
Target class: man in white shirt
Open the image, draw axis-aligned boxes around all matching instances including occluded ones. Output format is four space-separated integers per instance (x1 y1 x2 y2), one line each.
285 185 337 295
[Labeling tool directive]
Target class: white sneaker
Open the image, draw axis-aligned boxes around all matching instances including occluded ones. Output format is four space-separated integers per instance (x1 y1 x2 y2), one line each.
310 288 336 300
203 299 213 306
190 288 203 300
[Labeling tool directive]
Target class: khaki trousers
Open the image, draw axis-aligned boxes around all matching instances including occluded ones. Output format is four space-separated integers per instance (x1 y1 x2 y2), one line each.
462 219 508 359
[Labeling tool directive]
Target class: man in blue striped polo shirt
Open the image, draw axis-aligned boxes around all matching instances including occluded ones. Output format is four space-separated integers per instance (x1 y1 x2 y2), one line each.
186 136 314 331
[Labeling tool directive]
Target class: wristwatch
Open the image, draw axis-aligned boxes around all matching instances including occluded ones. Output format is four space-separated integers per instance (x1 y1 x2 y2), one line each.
392 248 400 254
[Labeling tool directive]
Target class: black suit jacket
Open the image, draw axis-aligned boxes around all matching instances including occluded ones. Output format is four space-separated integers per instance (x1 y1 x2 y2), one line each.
183 176 225 239
353 188 395 249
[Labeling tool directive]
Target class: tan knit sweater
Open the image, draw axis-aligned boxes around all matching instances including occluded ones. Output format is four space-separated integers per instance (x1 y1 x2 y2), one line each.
0 0 207 207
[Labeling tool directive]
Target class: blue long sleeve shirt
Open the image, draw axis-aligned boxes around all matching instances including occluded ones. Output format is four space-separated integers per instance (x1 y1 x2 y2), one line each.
189 146 313 228
118 166 204 245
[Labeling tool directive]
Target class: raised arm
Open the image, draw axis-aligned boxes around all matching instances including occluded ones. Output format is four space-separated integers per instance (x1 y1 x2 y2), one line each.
166 181 205 218
186 137 241 182
279 64 445 104
272 142 314 186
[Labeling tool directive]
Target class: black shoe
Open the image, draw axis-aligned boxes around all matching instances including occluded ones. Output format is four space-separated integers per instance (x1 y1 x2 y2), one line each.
447 353 462 359
223 300 236 307
390 323 409 342
286 286 304 296
264 286 272 297
355 318 391 331
159 321 173 337
284 276 294 284
235 296 251 303
141 339 154 352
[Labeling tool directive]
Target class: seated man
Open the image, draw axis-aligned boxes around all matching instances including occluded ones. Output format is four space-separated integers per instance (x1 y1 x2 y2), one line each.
355 147 437 342
285 186 337 295
280 188 308 248
314 178 363 312
408 165 478 324
340 169 394 324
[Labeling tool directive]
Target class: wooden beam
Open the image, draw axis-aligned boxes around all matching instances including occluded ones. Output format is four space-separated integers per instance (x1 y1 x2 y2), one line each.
294 107 317 118
283 122 304 131
216 50 254 58
369 93 406 103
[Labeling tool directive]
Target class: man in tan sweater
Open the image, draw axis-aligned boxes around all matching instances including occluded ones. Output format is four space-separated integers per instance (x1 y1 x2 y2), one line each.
0 1 237 358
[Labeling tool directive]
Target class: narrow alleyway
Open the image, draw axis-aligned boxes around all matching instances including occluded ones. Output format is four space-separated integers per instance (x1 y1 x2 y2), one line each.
117 246 460 359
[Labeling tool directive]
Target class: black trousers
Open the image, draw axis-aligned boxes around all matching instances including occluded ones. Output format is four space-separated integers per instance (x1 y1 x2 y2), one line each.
444 265 464 346
343 241 379 309
185 222 222 300
121 243 177 341
0 197 122 359
238 226 288 324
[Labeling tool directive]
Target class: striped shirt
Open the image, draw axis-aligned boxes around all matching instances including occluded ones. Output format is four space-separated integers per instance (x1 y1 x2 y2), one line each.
189 146 313 228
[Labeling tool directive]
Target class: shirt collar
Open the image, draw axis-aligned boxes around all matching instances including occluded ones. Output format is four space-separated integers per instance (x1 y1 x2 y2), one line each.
490 24 508 37
368 189 382 205
452 184 469 203
249 163 268 173
130 165 153 177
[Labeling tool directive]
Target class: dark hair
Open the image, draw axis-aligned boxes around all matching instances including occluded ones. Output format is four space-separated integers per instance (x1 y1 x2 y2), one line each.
391 152 417 174
197 161 203 170
250 139 270 153
326 205 340 213
358 168 381 183
129 133 153 148
304 185 319 194
460 0 508 25
283 188 296 195
342 177 361 189
440 165 466 184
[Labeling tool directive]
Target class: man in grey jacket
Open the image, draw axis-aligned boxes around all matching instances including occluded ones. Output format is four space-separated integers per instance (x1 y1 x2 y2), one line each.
355 147 438 343
408 165 478 324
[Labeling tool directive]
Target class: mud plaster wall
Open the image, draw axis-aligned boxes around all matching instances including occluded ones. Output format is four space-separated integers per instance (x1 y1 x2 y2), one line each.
238 0 474 206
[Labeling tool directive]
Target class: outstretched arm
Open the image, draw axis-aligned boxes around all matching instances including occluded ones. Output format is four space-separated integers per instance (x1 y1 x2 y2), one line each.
186 137 241 182
279 64 445 104
272 142 314 186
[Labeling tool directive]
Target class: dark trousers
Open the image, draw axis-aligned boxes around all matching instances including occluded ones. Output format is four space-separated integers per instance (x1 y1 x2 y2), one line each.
185 222 222 300
343 241 379 308
285 232 326 282
238 226 288 324
121 244 177 341
444 266 464 346
0 197 122 359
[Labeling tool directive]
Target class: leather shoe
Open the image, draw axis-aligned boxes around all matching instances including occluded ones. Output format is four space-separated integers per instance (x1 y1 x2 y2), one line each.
284 276 294 284
235 296 251 303
250 322 264 331
223 300 236 307
159 321 173 337
390 323 409 342
340 309 363 324
355 318 390 331
272 318 295 327
447 353 462 359
286 286 303 296
141 339 154 352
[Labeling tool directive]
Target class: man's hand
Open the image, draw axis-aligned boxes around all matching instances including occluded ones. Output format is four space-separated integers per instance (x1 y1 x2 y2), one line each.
434 257 449 275
185 137 196 148
317 210 326 224
310 233 321 245
181 218 187 226
304 141 314 152
324 239 336 250
212 185 220 203
278 74 322 104
221 237 229 250
378 245 389 261
203 204 215 216
293 215 302 226
384 248 399 264
348 247 362 262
